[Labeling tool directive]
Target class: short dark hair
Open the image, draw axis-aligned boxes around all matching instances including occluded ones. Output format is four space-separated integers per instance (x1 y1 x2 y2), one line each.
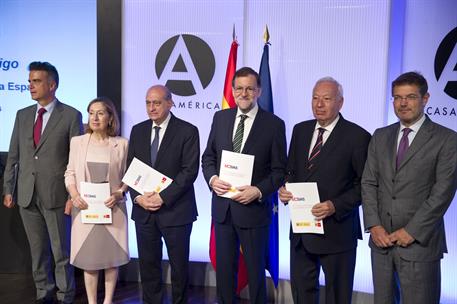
232 67 261 88
392 71 428 97
28 61 59 88
86 97 120 137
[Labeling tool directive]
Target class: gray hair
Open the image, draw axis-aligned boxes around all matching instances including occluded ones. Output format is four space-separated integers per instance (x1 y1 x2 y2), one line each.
314 77 344 99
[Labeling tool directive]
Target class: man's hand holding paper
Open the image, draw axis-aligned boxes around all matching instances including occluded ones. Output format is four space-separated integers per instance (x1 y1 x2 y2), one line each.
218 150 254 199
210 176 232 196
285 182 324 234
122 157 173 195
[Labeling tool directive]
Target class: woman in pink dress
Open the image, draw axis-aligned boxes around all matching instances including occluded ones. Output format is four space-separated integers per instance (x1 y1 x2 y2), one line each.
65 97 129 304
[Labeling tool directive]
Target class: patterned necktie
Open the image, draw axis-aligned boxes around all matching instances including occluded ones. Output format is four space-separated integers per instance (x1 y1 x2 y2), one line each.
307 127 325 169
150 126 161 166
396 128 412 169
33 108 47 148
233 114 248 153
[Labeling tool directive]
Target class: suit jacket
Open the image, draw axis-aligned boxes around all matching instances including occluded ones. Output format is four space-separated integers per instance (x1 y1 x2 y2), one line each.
127 113 199 227
3 100 83 209
362 116 457 261
201 107 287 228
64 134 128 195
287 115 371 254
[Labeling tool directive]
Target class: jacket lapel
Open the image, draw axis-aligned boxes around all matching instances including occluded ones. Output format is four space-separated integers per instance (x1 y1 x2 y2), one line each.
155 114 175 165
227 109 237 152
303 118 344 180
25 105 37 149
144 120 153 166
78 134 91 182
108 136 120 188
241 108 263 154
397 117 433 171
388 124 399 173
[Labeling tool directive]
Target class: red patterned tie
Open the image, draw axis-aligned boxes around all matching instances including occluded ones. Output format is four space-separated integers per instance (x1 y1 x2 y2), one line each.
308 127 325 169
33 108 47 148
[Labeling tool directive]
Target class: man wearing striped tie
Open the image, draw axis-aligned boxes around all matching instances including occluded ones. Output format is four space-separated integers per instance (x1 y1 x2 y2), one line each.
202 67 287 304
279 77 371 304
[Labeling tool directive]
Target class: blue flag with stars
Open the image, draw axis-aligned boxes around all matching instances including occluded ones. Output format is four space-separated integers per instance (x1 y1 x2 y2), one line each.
258 42 279 288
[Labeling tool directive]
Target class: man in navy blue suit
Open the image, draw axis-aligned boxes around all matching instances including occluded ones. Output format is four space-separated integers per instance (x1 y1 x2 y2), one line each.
202 67 287 303
127 85 199 304
279 77 371 304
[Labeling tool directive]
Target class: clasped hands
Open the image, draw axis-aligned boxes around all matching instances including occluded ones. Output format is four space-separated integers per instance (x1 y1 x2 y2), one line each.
71 191 124 210
210 176 261 204
369 225 415 248
136 191 164 212
278 186 335 220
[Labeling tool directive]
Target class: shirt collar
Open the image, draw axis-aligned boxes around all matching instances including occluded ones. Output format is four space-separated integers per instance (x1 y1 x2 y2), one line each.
400 114 426 134
315 114 340 132
37 99 57 114
152 112 171 129
236 102 259 119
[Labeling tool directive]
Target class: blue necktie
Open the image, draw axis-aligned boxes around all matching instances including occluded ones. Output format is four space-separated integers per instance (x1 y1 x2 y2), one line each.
150 126 161 166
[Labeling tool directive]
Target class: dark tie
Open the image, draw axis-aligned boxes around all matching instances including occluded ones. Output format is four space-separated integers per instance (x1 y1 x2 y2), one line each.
396 128 412 169
33 108 47 148
150 126 161 166
233 114 248 153
307 127 325 169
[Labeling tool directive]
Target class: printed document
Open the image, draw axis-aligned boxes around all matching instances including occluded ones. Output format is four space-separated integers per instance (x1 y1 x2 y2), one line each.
286 182 324 234
80 182 112 224
122 157 173 194
219 150 254 198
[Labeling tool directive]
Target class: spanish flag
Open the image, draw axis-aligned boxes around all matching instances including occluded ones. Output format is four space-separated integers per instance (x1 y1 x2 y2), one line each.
221 38 238 109
210 28 248 295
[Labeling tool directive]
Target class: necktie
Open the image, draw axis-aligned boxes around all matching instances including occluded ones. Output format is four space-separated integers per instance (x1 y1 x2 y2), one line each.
396 128 412 169
150 126 161 166
33 108 47 148
233 114 248 153
307 127 325 169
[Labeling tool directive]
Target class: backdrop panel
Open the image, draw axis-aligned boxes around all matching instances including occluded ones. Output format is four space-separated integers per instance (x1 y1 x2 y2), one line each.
0 0 97 151
395 1 457 301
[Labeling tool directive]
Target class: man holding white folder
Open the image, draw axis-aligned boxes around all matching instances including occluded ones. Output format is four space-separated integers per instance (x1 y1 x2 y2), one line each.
202 67 287 303
127 85 199 304
278 77 371 304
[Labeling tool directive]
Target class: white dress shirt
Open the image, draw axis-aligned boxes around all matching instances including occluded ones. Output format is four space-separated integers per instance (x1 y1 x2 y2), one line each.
308 114 340 157
35 99 57 134
232 103 259 153
151 112 172 149
396 114 426 150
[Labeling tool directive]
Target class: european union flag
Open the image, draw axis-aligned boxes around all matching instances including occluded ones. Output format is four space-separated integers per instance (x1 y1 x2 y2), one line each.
258 41 279 288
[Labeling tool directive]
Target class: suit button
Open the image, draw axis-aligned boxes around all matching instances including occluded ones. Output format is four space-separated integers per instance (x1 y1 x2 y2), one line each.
387 212 391 216
34 156 38 160
392 179 395 183
392 196 396 200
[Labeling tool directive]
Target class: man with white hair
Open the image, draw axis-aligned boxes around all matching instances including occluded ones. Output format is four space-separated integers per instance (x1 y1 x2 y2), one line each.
279 77 371 304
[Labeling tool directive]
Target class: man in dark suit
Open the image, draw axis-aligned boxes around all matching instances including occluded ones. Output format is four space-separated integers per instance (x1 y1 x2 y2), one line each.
3 62 83 303
362 72 457 304
202 67 287 303
127 85 199 304
278 77 371 304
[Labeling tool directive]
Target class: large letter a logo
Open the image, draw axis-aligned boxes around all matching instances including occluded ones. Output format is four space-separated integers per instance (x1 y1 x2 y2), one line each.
155 34 216 96
435 27 457 100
